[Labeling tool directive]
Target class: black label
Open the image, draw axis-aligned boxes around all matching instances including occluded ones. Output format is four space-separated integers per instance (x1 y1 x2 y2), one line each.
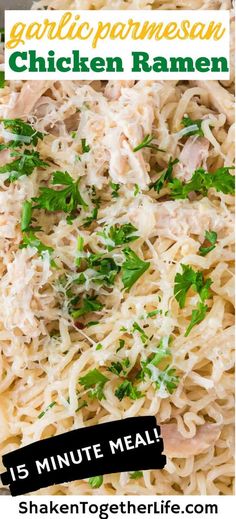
0 416 166 495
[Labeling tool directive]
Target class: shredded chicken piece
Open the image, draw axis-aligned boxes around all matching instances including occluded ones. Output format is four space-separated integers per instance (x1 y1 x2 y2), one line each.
104 81 135 100
7 81 52 118
161 423 221 457
129 197 233 241
175 136 209 182
105 130 150 188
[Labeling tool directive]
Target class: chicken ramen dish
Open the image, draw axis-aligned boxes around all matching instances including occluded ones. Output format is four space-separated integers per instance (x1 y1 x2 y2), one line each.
0 0 235 497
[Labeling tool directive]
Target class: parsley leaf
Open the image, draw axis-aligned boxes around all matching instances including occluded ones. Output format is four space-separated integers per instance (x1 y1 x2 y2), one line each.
75 236 84 267
199 230 218 256
140 339 171 380
198 278 212 303
0 71 5 89
181 116 204 137
0 150 48 182
115 380 144 401
33 171 87 213
146 309 161 318
89 476 103 488
122 247 150 291
185 302 208 337
83 206 98 227
132 322 149 345
134 184 140 196
109 181 120 198
19 230 54 258
86 254 120 286
108 359 130 376
174 265 212 335
174 264 212 308
81 138 90 153
169 167 235 199
107 361 123 376
133 135 164 153
129 471 143 479
38 401 56 419
150 158 179 193
209 167 235 194
21 200 33 232
116 339 125 353
155 366 179 394
174 264 197 309
0 118 44 150
83 188 100 227
71 295 103 319
79 368 109 401
98 223 138 251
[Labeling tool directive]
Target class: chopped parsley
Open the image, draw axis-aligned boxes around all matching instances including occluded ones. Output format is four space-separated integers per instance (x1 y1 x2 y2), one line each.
122 247 150 291
129 471 143 479
115 380 144 401
174 264 213 335
83 188 100 227
185 302 208 337
169 166 235 199
174 264 199 309
88 476 103 488
20 230 54 258
86 254 120 286
0 150 48 182
133 135 164 153
174 264 212 309
150 158 179 193
38 401 56 419
0 71 5 89
139 339 171 381
155 366 179 394
79 368 109 400
0 33 5 86
132 322 149 345
146 309 161 318
110 181 120 198
0 118 44 150
83 206 98 227
81 138 90 153
71 295 104 319
181 115 204 137
33 171 88 214
116 339 125 353
0 29 4 43
87 321 99 328
199 230 217 256
136 338 179 394
75 236 84 267
97 223 138 251
21 200 33 232
108 358 130 376
107 361 123 376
